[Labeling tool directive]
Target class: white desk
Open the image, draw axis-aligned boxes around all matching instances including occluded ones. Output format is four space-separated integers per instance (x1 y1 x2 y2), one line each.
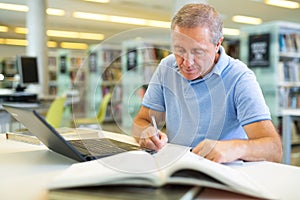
1 133 300 200
0 135 76 200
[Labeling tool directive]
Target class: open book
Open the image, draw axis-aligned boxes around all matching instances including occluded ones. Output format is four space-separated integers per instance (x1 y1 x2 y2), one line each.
48 143 276 199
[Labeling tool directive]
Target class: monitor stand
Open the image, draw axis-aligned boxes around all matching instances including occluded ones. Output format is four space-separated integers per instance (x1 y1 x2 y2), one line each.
15 84 26 92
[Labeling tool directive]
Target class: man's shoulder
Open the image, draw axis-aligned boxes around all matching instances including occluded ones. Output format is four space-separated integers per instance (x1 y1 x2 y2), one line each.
159 54 176 68
223 56 253 76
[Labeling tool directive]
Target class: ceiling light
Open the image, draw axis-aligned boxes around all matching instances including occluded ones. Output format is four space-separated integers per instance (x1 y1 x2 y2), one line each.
0 38 21 45
15 27 27 34
47 41 58 48
84 0 110 3
73 11 171 28
223 28 240 36
15 27 104 40
46 8 65 16
0 26 8 32
0 3 66 16
5 39 28 46
0 38 57 48
47 30 104 40
232 15 262 25
265 0 300 9
110 15 147 26
73 12 108 21
0 3 28 12
79 32 105 40
47 30 78 38
147 20 170 28
61 42 88 50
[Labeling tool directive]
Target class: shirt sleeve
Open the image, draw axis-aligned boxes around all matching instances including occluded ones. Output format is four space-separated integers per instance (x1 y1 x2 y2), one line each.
142 61 166 112
234 70 271 126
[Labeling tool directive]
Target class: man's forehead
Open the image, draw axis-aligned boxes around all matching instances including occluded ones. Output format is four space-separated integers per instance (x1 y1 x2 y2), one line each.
172 36 202 48
172 33 199 43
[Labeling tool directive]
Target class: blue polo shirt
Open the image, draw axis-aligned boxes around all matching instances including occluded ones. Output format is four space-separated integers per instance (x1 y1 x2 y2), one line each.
142 46 271 147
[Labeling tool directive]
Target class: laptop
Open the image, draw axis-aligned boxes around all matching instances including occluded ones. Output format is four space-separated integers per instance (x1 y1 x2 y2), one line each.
3 104 150 162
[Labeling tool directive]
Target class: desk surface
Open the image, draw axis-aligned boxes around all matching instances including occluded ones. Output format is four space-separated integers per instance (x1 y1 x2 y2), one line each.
0 135 76 200
1 133 300 200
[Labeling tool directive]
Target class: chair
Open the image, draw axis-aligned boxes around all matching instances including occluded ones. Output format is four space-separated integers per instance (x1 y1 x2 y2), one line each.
45 96 67 128
72 92 112 128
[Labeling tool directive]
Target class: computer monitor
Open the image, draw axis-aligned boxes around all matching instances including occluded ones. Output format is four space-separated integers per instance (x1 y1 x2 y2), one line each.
16 56 39 92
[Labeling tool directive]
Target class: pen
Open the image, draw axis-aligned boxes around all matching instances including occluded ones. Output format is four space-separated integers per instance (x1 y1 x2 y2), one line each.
151 115 160 139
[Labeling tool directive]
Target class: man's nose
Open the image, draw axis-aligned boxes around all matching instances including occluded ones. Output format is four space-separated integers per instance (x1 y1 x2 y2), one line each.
183 53 194 67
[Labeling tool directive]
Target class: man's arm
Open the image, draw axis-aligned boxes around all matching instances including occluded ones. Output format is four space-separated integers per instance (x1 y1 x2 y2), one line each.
192 120 283 163
132 106 168 151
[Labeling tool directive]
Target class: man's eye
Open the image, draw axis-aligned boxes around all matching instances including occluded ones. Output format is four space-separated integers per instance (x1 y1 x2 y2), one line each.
193 50 204 55
174 48 185 55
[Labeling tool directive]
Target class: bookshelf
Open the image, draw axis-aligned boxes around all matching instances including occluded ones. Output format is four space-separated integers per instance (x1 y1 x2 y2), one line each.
48 51 58 96
121 39 170 128
222 37 240 59
0 57 18 89
86 44 122 123
240 21 300 163
240 21 300 124
47 50 87 97
47 50 87 127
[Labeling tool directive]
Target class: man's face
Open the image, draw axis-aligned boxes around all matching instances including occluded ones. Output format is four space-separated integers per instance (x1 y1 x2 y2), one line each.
172 26 221 80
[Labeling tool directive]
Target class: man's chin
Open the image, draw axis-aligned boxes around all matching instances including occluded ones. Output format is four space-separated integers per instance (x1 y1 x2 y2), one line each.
183 73 201 80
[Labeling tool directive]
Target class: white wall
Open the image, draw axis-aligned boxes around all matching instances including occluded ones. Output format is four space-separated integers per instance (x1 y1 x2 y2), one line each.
0 45 26 59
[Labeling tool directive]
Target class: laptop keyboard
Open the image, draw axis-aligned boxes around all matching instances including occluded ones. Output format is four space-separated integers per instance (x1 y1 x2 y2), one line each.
68 138 141 157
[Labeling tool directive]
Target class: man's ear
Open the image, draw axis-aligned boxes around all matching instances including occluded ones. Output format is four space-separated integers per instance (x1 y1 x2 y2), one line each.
216 37 224 52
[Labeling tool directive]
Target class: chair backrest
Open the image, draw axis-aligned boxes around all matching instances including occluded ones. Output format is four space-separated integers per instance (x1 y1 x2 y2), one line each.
97 92 112 124
45 96 67 128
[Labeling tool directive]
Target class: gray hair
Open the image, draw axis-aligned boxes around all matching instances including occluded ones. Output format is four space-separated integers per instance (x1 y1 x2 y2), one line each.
171 3 223 45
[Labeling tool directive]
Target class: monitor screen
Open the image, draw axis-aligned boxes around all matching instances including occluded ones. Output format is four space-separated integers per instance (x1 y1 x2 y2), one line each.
17 56 39 86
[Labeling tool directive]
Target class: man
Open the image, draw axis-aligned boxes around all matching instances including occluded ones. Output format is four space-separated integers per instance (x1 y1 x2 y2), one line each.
132 3 282 163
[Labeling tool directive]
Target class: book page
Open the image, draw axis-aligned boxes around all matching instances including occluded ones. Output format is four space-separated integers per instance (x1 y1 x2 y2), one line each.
48 150 163 190
48 143 276 199
157 147 275 199
48 144 191 190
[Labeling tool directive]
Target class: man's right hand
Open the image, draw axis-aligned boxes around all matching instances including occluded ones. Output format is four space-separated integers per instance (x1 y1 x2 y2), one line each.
137 126 168 151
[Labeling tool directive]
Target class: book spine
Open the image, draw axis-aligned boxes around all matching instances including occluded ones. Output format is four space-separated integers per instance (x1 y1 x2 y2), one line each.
5 133 42 145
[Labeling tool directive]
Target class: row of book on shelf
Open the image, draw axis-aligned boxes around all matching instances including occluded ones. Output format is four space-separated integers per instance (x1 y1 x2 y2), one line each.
102 49 122 64
279 32 300 53
278 60 300 82
279 87 300 109
48 56 85 71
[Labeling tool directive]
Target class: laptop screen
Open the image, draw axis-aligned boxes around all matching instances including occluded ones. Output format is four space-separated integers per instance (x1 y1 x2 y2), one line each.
3 104 85 162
